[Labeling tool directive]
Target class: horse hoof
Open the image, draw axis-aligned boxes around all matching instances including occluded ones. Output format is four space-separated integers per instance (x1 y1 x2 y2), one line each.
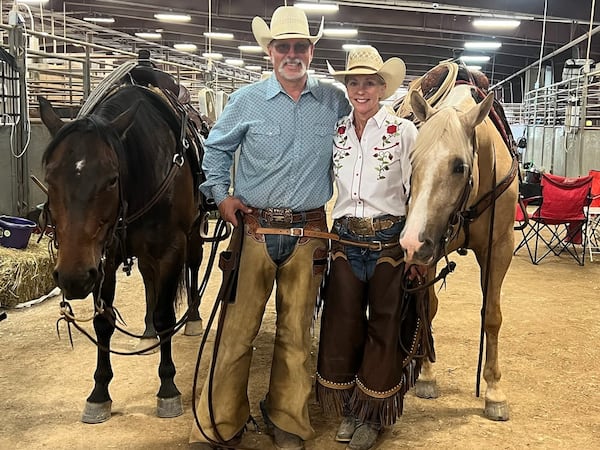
157 395 183 418
81 400 112 423
184 319 203 336
415 380 439 399
136 337 160 354
484 400 510 421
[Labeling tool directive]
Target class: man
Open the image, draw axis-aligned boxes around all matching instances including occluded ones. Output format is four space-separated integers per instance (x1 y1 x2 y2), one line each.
189 6 350 450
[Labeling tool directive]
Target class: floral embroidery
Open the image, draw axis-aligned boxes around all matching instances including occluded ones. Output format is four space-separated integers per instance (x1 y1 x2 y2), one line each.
333 122 351 177
373 151 393 179
381 120 401 146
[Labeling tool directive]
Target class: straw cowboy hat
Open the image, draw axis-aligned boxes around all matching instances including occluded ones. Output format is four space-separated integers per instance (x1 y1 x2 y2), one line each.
328 46 406 99
252 6 324 54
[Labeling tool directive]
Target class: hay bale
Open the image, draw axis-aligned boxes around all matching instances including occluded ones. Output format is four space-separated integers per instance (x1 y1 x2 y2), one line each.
0 235 56 308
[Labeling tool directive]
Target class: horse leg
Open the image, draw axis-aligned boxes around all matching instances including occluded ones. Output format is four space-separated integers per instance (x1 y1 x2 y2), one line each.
415 282 439 399
184 217 203 336
475 241 512 421
139 255 183 418
136 288 159 353
82 268 117 423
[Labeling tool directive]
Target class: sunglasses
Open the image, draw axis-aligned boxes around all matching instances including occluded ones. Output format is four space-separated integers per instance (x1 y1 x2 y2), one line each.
272 41 311 54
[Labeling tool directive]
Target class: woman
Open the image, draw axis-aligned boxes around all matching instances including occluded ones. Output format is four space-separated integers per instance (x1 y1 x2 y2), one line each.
316 46 426 450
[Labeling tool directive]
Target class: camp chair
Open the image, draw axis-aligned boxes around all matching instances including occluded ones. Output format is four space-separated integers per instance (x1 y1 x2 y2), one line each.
586 169 600 261
514 173 593 265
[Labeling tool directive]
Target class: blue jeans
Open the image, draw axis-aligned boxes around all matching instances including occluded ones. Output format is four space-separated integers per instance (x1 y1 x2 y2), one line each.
333 218 404 282
258 217 304 265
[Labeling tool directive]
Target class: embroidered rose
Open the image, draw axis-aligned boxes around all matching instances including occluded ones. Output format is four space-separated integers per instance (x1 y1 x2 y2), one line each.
338 125 346 134
382 120 401 145
387 124 397 134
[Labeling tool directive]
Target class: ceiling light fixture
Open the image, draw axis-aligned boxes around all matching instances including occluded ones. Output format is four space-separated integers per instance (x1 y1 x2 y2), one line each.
174 43 197 51
323 28 358 37
203 31 234 40
245 65 262 71
466 65 482 71
225 58 244 66
154 13 192 22
263 55 271 60
135 32 162 40
460 55 490 63
342 44 371 51
294 2 339 13
238 45 264 53
17 0 49 3
202 52 223 59
472 19 520 29
83 17 115 24
464 41 501 50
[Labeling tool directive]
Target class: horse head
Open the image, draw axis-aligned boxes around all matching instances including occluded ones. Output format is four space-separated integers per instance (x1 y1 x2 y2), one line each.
39 96 138 299
399 87 494 265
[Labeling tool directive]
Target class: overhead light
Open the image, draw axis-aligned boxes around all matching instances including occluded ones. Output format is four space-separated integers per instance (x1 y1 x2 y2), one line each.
174 43 197 52
202 52 223 59
342 44 371 51
17 0 49 3
466 65 482 71
203 31 234 40
154 13 191 22
245 65 262 71
238 45 263 53
135 32 162 40
294 2 339 13
263 55 271 60
323 28 358 37
464 41 501 50
473 19 520 29
460 55 490 63
225 58 244 66
83 17 115 24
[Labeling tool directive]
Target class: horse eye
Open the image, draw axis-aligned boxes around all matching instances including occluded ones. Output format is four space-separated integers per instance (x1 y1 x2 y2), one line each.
107 176 118 189
453 159 466 174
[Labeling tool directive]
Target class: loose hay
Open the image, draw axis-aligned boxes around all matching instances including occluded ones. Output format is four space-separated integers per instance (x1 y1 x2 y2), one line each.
0 235 56 308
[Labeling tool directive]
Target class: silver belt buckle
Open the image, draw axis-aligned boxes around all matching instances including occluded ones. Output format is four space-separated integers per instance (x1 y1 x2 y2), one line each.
265 207 293 225
348 217 375 236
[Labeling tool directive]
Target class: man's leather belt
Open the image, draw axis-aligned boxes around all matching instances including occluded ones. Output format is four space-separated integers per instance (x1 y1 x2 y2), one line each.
250 207 324 226
252 227 400 251
337 215 404 237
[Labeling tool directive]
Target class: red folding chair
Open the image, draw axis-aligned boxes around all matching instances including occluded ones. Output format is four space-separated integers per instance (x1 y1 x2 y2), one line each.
587 170 600 261
514 173 593 265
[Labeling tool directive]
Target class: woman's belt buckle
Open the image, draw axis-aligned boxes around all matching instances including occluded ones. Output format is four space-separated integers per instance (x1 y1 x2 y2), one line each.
264 207 293 226
347 217 375 236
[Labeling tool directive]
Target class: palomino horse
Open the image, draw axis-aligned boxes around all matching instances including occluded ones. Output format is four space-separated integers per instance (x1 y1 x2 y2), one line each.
399 83 518 421
39 84 205 423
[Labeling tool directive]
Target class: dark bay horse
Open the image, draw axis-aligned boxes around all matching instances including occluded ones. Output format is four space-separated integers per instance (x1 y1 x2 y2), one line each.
39 84 205 423
399 82 518 421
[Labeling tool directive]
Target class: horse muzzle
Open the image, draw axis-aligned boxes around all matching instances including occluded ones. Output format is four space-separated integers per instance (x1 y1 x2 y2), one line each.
53 265 100 299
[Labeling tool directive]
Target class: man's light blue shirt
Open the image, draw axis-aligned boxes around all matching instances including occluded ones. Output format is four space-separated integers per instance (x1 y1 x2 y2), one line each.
200 75 351 211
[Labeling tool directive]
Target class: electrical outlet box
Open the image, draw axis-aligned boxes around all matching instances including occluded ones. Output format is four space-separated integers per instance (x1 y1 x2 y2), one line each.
8 11 24 26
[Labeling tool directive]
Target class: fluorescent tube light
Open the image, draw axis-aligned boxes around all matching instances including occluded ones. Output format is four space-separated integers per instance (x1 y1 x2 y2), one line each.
466 65 482 71
135 32 162 40
83 17 115 24
174 43 197 51
460 55 490 63
225 58 245 66
342 44 372 51
473 19 520 29
294 2 339 13
203 32 234 40
202 52 223 59
17 0 49 3
245 65 262 71
154 13 191 22
238 45 264 53
464 41 501 50
323 28 358 37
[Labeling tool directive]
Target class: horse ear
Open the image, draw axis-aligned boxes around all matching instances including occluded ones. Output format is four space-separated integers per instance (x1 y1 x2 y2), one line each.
462 92 494 130
38 96 65 137
110 101 141 138
410 90 436 122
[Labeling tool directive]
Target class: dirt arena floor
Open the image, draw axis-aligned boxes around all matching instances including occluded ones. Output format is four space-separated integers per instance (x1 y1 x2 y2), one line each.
1 230 600 450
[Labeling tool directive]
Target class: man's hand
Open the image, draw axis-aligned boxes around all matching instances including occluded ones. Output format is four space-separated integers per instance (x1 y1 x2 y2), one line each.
218 196 252 226
405 264 428 284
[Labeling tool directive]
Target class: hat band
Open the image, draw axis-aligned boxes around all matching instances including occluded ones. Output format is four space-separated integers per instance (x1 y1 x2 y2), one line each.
348 64 380 71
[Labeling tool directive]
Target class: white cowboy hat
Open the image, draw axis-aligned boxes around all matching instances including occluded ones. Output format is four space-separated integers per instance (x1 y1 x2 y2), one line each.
252 6 324 54
327 46 406 99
